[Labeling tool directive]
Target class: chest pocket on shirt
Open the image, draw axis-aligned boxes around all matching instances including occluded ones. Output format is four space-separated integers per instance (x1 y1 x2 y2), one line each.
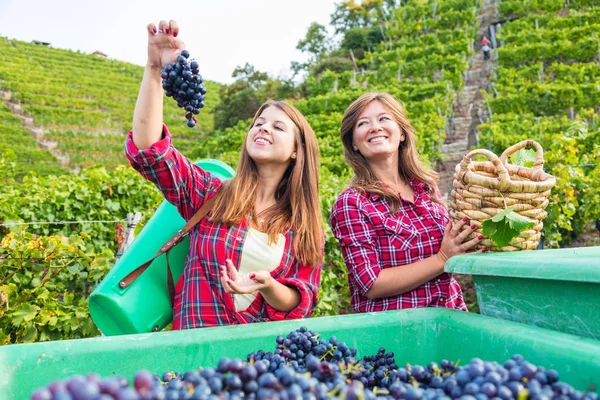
423 200 449 235
376 215 419 251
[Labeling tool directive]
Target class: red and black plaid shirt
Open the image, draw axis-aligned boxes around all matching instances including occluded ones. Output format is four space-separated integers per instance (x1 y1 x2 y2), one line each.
330 180 467 313
125 126 321 329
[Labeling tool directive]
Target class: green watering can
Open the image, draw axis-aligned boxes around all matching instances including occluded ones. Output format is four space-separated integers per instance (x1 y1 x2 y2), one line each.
88 159 235 335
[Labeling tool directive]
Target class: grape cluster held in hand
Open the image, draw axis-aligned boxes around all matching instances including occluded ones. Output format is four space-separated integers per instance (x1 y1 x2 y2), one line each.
160 49 206 128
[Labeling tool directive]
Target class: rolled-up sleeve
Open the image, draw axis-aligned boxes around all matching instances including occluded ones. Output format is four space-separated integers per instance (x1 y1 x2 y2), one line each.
124 124 221 221
264 259 321 321
330 191 381 296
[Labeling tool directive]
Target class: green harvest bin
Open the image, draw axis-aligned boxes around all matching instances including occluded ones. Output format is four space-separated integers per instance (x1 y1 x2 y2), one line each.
1 309 599 399
88 159 235 336
445 247 600 340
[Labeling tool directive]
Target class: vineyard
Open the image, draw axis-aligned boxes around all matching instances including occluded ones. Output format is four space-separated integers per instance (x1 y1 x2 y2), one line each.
1 0 599 345
0 38 221 175
479 0 600 247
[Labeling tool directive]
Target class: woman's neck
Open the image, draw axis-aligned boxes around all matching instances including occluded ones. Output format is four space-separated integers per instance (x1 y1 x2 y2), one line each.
254 164 287 213
369 156 405 188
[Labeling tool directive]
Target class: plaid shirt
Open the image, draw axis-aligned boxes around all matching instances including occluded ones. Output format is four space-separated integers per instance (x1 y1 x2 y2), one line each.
125 126 321 329
330 180 467 313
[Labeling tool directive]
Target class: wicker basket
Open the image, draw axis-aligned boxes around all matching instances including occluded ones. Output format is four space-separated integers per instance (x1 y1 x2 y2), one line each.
449 140 557 251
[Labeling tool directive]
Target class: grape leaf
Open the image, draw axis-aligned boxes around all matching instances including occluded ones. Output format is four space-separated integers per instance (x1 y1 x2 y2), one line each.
482 207 535 248
507 210 537 232
510 148 537 168
10 304 40 325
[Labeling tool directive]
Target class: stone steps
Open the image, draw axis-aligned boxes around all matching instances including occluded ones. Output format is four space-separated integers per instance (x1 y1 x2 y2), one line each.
438 0 499 198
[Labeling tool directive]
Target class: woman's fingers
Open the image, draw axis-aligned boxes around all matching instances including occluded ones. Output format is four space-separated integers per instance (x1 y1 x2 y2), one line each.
220 265 233 293
457 223 477 243
147 23 157 35
228 280 257 294
450 217 469 237
169 20 180 37
226 259 238 281
158 20 170 34
251 271 270 284
443 221 452 237
461 234 484 252
471 247 487 254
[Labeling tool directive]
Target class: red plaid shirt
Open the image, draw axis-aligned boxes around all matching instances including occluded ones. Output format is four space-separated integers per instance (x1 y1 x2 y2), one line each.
330 180 467 313
125 126 321 329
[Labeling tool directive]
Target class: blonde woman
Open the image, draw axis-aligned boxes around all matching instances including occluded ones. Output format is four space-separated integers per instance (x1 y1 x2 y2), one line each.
330 92 483 314
127 20 322 328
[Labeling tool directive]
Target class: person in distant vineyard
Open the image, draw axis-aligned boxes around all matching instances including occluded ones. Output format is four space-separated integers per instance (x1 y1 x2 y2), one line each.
481 36 492 60
126 20 323 329
330 92 484 314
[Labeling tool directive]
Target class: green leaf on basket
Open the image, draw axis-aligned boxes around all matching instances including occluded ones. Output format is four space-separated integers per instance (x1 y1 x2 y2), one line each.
490 207 514 223
482 207 535 249
507 210 536 232
510 148 537 168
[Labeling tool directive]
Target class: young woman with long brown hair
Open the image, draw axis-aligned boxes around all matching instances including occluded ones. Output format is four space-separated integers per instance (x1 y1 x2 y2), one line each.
126 20 322 329
330 92 483 314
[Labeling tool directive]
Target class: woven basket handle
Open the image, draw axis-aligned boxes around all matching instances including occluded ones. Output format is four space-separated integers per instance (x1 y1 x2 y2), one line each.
460 148 511 181
499 140 545 173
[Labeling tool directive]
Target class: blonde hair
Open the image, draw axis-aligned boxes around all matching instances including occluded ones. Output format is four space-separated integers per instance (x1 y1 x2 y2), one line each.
211 100 323 266
340 92 444 212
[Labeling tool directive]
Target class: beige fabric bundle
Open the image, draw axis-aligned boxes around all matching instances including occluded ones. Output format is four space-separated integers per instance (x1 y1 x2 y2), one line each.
449 140 556 251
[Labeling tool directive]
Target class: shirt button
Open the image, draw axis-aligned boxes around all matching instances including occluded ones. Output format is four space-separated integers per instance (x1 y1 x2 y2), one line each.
236 236 242 241
430 236 435 240
436 278 441 283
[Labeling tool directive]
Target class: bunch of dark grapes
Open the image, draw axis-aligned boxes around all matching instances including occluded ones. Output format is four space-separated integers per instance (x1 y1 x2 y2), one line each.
160 49 206 128
247 326 358 372
31 327 599 400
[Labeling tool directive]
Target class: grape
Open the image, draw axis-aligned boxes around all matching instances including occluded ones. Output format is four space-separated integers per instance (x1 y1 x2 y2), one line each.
30 331 590 400
133 370 154 393
160 52 206 128
481 382 497 397
521 361 538 379
456 370 472 386
31 388 52 400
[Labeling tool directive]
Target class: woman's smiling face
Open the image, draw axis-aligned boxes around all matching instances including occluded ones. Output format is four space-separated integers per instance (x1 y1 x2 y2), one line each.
352 100 404 162
246 106 297 166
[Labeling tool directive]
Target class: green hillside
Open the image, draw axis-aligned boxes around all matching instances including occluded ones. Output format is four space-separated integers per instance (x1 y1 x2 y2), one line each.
0 37 221 175
478 0 600 246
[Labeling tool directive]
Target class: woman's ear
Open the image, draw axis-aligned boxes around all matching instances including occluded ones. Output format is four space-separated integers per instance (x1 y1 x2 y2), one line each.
291 151 297 159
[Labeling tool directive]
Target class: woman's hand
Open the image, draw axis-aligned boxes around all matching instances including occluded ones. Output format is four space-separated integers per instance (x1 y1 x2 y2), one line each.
146 20 186 70
220 260 274 294
437 217 485 263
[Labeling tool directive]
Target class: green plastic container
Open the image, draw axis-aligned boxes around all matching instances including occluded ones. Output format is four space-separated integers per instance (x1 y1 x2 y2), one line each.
88 159 235 336
445 247 600 340
1 309 599 399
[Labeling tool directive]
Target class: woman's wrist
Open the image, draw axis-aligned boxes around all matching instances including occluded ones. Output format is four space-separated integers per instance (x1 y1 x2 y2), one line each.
434 250 449 270
145 63 163 76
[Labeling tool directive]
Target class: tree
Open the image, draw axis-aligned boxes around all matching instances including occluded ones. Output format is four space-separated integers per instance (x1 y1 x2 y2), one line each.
296 23 331 64
213 64 299 131
231 63 269 91
331 0 385 34
213 80 262 131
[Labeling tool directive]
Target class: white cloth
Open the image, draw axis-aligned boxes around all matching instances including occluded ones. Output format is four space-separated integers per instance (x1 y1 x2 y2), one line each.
234 227 285 311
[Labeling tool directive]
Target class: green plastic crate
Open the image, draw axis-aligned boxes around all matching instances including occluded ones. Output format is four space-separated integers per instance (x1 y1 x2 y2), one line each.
445 247 600 340
1 309 599 399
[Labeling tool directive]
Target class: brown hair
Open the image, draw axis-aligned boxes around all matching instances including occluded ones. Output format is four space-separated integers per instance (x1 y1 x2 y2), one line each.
340 92 444 212
210 100 323 266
